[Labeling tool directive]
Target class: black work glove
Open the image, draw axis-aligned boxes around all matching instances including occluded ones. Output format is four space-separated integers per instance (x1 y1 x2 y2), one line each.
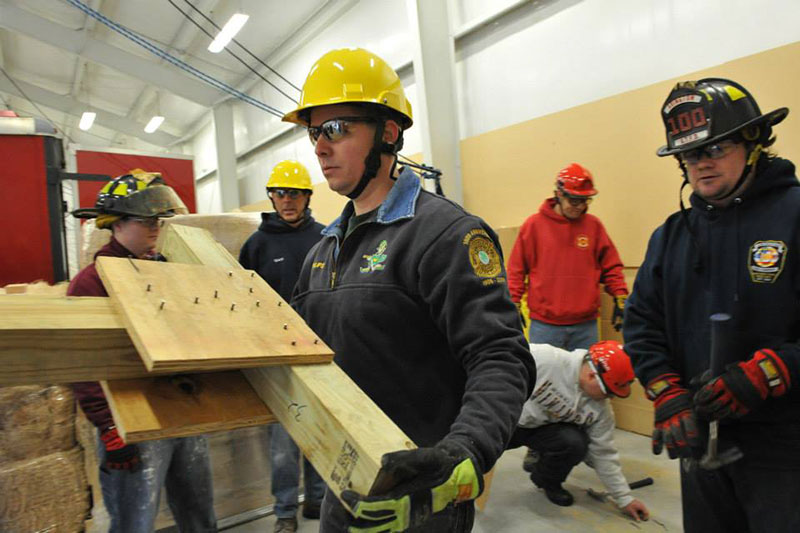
646 373 700 459
694 348 791 420
341 440 482 533
611 295 627 332
100 427 141 471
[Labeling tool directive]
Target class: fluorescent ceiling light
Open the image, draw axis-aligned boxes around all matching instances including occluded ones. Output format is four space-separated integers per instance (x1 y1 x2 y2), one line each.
144 116 165 133
207 13 249 53
79 111 96 131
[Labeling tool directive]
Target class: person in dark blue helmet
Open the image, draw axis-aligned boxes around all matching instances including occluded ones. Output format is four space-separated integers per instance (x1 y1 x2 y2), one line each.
624 78 800 533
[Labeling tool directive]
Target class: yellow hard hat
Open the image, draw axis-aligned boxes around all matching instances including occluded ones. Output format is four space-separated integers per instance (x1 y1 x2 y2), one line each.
282 48 413 129
266 160 313 191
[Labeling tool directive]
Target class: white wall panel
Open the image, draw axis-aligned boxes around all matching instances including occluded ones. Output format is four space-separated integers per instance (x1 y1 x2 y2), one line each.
456 0 800 138
189 120 217 179
196 175 223 214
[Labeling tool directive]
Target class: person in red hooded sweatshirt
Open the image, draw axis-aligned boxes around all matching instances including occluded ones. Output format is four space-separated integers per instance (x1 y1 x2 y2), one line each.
507 163 629 472
69 172 217 533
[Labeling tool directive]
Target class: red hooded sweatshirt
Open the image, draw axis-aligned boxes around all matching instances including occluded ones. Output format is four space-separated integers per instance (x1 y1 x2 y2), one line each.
507 198 627 325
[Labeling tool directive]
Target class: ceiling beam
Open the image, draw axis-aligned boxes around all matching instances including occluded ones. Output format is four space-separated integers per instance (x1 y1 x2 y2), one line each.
0 76 179 146
0 2 219 106
112 0 221 146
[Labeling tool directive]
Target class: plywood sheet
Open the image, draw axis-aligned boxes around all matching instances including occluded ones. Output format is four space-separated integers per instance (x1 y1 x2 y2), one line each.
95 257 333 372
102 372 275 442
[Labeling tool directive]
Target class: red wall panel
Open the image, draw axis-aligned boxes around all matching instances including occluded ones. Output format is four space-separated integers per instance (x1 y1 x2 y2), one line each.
75 150 196 213
0 136 53 285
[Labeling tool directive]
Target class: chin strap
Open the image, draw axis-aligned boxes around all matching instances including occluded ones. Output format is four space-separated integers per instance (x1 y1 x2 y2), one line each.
346 121 402 200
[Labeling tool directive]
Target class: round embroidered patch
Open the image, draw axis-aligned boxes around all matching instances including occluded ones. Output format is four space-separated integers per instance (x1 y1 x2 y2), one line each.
576 234 590 249
468 235 502 278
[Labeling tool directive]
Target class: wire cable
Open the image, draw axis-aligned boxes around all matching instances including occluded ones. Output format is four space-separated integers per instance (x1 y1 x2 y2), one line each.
179 0 301 93
167 0 298 105
64 0 285 117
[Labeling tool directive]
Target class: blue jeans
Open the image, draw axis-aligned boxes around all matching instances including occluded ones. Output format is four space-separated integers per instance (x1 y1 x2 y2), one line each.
528 319 597 351
270 423 326 518
97 434 216 533
319 487 474 532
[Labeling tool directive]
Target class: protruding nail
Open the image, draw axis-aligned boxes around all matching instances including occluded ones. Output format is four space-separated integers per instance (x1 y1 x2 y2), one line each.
250 272 255 278
146 284 152 292
231 303 236 311
249 287 254 293
256 300 261 307
228 271 233 277
278 301 282 307
159 300 165 310
283 324 288 330
291 341 296 346
314 339 319 345
194 297 199 304
214 290 218 298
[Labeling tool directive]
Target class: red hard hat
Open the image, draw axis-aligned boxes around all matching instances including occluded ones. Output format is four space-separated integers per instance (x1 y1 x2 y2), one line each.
556 163 598 197
587 341 635 398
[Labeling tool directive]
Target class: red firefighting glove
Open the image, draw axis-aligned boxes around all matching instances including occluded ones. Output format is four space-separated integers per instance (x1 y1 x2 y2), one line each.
647 373 700 459
694 349 791 420
611 295 627 332
341 440 482 533
100 427 141 471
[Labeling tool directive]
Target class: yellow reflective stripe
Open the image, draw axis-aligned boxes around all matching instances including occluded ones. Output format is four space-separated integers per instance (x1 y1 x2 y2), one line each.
432 458 479 513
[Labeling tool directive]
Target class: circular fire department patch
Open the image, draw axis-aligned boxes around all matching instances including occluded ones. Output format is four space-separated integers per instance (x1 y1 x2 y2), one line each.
466 233 502 278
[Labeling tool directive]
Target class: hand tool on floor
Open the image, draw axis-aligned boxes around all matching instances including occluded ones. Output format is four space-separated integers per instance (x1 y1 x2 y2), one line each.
699 313 744 470
586 477 654 502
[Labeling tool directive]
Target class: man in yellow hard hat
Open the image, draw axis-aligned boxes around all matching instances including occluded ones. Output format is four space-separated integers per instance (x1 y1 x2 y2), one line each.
239 160 325 532
70 173 216 532
284 48 535 532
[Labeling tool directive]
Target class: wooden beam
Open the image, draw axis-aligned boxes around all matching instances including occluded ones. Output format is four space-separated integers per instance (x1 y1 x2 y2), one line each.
160 224 417 500
0 295 151 386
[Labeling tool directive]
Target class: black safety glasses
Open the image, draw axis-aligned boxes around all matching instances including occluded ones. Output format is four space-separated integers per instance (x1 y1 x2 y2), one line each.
563 195 593 206
307 116 378 145
268 188 306 200
679 140 739 164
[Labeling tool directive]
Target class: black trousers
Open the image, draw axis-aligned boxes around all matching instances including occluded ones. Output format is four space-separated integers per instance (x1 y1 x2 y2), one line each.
508 423 589 485
680 456 800 533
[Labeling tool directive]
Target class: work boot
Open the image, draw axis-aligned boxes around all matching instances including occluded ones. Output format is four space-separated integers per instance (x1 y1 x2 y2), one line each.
529 466 574 507
274 517 298 533
522 448 540 472
302 499 321 519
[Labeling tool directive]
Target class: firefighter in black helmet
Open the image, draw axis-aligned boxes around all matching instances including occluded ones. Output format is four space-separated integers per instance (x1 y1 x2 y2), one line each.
69 172 216 533
625 78 800 533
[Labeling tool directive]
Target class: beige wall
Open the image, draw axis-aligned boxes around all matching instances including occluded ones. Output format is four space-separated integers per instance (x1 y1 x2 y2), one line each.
462 41 800 267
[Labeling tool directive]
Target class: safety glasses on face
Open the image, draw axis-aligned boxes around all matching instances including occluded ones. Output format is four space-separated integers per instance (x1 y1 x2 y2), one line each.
307 116 378 145
679 140 739 165
562 195 593 207
128 217 161 229
268 188 305 200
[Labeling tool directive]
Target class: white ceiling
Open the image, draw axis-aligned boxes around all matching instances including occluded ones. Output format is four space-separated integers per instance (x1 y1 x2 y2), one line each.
0 0 332 150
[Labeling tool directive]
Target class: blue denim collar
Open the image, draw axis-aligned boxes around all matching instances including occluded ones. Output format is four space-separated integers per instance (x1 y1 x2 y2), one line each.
321 166 421 238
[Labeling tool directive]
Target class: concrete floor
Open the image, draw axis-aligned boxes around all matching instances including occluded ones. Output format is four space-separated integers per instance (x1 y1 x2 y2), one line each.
224 429 683 533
